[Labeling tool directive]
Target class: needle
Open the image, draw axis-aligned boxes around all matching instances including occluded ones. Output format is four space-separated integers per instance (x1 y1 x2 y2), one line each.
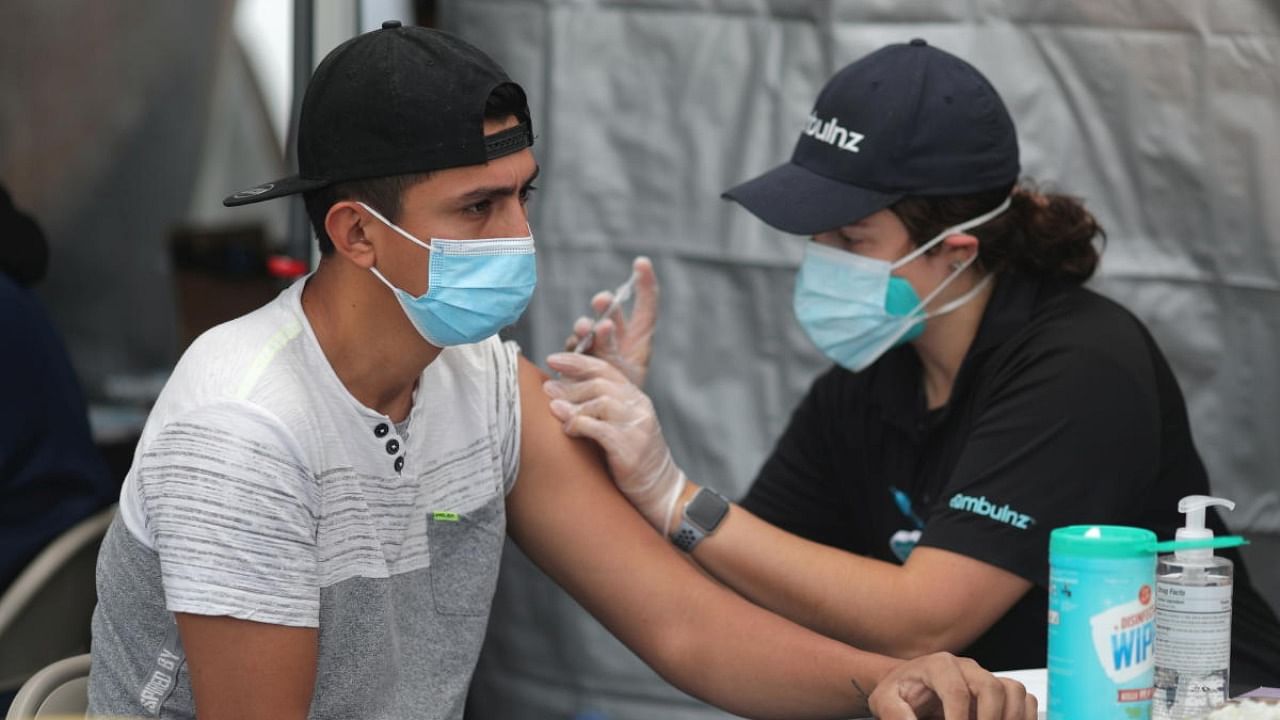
572 270 639 354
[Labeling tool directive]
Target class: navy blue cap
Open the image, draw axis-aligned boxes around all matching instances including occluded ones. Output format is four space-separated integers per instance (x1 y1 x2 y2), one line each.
723 39 1019 235
225 24 532 206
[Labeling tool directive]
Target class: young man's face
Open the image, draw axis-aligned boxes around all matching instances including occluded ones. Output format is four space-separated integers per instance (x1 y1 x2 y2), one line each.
376 115 539 297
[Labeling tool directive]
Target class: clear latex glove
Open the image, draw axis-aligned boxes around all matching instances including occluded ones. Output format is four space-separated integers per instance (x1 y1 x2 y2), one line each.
563 256 659 388
543 351 686 535
868 653 1037 720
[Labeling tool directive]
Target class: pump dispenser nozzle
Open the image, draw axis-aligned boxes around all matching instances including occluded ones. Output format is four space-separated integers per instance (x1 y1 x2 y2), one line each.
1175 495 1236 560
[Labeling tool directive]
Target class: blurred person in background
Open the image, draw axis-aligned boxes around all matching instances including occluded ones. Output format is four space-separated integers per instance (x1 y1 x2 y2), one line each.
0 182 115 713
549 39 1280 691
0 182 114 594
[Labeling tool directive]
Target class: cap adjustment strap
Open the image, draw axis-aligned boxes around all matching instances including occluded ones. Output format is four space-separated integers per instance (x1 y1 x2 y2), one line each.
484 122 534 160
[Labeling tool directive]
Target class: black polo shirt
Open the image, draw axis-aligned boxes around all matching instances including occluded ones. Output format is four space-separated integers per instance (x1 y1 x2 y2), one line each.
741 271 1280 685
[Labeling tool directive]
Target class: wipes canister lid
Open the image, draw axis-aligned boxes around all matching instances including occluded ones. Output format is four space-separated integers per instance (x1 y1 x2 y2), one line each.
1050 525 1156 559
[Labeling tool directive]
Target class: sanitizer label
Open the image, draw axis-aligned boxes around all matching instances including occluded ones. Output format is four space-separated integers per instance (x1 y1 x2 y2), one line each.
1154 583 1231 675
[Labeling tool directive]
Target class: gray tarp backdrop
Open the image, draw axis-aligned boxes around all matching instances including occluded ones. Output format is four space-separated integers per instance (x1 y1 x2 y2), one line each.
439 1 1280 718
2 2 1276 718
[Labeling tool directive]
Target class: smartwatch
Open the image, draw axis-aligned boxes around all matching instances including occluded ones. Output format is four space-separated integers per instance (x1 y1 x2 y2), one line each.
670 488 730 552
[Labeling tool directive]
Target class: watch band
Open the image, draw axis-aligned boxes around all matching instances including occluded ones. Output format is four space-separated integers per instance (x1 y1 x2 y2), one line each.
670 488 730 552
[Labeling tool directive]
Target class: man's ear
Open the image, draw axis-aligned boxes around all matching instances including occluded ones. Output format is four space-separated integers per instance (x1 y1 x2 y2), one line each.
325 201 377 269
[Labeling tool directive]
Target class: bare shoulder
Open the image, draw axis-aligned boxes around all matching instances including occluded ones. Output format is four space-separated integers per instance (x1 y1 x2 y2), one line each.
513 354 600 477
515 354 553 435
506 354 682 612
509 355 615 527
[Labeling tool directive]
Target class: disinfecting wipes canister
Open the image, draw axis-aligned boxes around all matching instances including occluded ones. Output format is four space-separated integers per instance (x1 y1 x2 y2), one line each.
1048 526 1157 720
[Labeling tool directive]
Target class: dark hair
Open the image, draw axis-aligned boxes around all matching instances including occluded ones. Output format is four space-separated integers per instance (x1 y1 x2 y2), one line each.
0 184 49 287
303 82 530 255
890 182 1105 283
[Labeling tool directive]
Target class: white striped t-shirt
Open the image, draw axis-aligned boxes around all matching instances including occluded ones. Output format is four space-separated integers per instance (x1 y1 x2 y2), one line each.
90 276 522 719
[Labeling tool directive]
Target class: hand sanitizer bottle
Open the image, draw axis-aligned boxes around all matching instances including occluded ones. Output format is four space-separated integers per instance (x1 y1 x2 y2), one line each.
1153 495 1235 720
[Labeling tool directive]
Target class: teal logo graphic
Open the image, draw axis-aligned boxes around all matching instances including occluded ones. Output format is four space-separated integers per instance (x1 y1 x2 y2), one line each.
948 493 1034 530
889 529 921 562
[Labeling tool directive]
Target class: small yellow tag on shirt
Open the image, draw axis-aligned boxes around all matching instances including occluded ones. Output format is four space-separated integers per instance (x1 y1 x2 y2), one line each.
433 511 460 522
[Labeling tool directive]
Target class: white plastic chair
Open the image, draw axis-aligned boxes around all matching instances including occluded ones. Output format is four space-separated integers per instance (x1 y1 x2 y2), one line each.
4 653 90 720
0 506 115 696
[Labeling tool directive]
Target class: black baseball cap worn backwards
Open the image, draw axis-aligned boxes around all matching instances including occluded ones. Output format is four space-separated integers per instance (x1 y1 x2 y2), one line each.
224 21 533 207
723 38 1019 235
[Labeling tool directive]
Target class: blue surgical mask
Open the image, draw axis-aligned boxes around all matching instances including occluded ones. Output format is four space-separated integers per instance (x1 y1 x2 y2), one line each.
359 202 537 347
793 197 1011 372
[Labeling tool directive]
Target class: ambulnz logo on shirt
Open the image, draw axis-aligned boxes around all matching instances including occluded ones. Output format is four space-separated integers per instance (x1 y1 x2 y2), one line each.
948 492 1035 530
889 529 921 562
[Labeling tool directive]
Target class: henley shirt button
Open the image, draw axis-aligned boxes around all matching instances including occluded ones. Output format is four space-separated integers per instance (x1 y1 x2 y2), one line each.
394 456 405 473
386 438 400 454
374 423 389 438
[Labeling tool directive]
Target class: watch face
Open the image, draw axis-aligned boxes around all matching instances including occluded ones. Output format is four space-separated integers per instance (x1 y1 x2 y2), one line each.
686 489 730 532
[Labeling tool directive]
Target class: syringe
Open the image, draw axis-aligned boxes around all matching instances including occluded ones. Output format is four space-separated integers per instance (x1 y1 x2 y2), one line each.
572 270 639 354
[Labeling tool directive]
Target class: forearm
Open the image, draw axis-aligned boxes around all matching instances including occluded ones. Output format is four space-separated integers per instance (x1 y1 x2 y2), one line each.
652 577 900 719
510 468 898 718
519 506 897 718
674 483 985 657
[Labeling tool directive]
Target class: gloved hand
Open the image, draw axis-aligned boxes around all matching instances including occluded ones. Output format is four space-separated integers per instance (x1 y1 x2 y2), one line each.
543 351 686 535
563 256 659 388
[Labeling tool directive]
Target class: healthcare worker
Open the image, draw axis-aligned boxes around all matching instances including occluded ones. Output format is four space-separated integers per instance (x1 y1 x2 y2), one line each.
545 39 1280 687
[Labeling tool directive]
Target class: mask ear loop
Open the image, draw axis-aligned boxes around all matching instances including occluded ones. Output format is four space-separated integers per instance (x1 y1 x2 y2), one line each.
357 201 435 252
852 253 991 372
923 258 993 320
899 252 982 321
356 201 436 299
888 195 1011 319
889 195 1013 271
361 201 535 246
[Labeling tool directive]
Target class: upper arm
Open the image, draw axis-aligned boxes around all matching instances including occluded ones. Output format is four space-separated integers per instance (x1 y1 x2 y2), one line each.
506 356 697 665
140 403 321 716
176 614 316 720
894 547 1033 655
920 343 1154 587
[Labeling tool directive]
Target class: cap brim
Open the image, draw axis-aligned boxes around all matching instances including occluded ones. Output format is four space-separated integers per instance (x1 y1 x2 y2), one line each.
722 162 903 236
223 174 331 207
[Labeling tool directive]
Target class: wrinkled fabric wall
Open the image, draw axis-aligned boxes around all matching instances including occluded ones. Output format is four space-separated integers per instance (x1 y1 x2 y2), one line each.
0 2 230 390
0 1 288 395
445 1 1280 717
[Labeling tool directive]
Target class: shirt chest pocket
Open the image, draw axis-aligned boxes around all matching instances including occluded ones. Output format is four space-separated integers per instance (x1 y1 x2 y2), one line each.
427 494 505 616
